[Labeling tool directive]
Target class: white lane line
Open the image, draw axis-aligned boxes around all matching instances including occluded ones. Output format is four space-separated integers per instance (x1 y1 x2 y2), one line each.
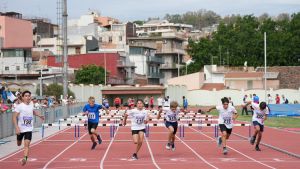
189 127 276 169
0 127 70 162
145 136 161 169
42 132 88 169
100 126 119 169
176 135 219 169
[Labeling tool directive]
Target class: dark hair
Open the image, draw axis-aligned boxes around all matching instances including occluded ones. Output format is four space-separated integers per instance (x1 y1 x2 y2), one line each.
136 99 144 105
22 90 31 97
221 97 229 104
259 102 267 110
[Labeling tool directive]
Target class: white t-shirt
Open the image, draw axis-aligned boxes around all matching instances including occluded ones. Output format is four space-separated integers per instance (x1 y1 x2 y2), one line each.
252 103 269 125
157 97 163 106
163 107 180 122
15 102 34 133
163 99 170 107
126 108 148 130
216 105 237 129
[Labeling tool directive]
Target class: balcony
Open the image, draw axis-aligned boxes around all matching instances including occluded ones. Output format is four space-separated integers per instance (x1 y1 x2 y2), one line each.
160 63 184 70
147 72 164 79
116 60 135 68
147 57 164 64
155 48 186 55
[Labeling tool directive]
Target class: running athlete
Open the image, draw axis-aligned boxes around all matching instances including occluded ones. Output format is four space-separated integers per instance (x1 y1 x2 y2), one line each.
82 96 108 150
207 97 238 155
246 101 269 151
123 99 149 160
12 91 44 166
157 101 183 151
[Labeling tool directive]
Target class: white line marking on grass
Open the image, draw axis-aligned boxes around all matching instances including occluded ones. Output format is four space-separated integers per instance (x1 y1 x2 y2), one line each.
100 126 119 169
42 132 88 169
145 136 161 169
189 127 276 169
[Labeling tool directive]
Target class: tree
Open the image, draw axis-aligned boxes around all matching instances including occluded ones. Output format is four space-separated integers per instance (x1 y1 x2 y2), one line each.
75 65 107 85
36 83 75 99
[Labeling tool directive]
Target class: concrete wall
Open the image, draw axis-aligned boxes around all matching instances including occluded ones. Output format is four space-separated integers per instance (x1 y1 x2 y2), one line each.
0 16 33 49
68 84 103 103
187 88 300 106
167 72 204 90
129 54 147 75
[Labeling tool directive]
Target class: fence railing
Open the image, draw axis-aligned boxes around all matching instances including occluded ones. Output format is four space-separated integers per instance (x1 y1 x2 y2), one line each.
0 103 85 139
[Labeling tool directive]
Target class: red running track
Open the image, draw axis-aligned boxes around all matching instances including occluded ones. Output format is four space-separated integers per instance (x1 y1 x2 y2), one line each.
0 124 299 169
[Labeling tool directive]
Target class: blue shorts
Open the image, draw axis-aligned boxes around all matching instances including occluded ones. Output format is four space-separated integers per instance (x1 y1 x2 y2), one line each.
253 121 264 132
165 121 178 135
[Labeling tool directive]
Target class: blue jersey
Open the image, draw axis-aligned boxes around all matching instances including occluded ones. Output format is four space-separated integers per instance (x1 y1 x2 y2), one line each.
83 104 102 124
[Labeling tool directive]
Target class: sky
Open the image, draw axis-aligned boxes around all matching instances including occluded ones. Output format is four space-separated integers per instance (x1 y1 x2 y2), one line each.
1 0 300 23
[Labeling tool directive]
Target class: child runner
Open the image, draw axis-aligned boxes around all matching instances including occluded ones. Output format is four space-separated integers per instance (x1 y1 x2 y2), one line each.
82 96 108 150
207 97 238 155
12 91 44 166
157 101 184 151
123 99 149 160
246 101 269 151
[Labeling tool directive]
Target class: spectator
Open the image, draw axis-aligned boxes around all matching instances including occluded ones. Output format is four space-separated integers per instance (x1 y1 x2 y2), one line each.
149 96 154 110
102 96 109 109
253 94 259 104
282 95 289 104
183 96 188 110
144 96 149 109
241 95 248 115
275 94 280 104
15 89 21 96
114 97 121 110
0 99 9 113
157 95 163 109
164 96 170 108
1 87 7 103
228 97 234 106
267 94 273 104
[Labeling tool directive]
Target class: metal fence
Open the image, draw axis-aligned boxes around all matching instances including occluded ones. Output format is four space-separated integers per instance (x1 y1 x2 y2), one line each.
0 103 85 139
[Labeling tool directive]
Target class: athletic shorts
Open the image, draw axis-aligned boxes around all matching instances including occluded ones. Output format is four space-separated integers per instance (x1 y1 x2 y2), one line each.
165 121 178 135
145 104 149 108
115 104 120 108
219 124 232 135
17 132 32 141
88 122 98 134
131 129 146 135
253 121 264 132
150 104 154 108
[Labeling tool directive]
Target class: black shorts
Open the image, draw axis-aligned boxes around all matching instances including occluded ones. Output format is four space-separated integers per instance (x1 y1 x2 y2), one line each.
150 104 154 108
88 122 98 134
17 132 32 141
115 104 120 108
158 105 162 109
165 121 178 135
219 124 232 135
145 104 149 108
253 121 264 132
131 129 146 135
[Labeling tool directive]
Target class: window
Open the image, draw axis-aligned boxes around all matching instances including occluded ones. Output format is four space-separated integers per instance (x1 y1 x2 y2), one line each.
119 36 122 41
5 66 9 71
16 66 20 71
75 47 81 54
109 36 113 43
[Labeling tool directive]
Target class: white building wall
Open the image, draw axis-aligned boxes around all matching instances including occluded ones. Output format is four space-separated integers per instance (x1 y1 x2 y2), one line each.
2 57 30 73
128 54 147 75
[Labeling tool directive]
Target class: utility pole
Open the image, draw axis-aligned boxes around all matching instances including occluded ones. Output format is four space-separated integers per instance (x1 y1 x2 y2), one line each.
62 0 68 98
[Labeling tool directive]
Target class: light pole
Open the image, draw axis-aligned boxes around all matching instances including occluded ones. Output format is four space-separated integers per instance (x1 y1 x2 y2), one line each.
62 0 68 98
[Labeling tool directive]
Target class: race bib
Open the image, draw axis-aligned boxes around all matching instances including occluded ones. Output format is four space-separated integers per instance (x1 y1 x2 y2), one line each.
256 113 264 119
168 115 176 121
23 116 33 127
88 112 96 120
223 117 231 125
136 117 144 124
